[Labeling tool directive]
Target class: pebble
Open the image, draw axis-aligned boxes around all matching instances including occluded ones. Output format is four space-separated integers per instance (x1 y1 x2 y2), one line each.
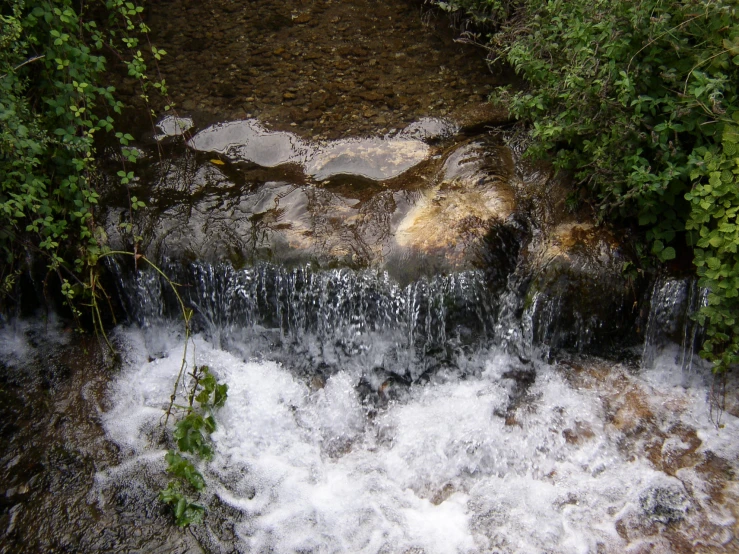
118 0 499 139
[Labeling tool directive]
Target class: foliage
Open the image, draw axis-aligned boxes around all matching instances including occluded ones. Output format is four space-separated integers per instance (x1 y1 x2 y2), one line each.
432 0 739 372
686 129 739 370
433 0 515 25
159 480 205 527
160 365 228 527
0 0 167 314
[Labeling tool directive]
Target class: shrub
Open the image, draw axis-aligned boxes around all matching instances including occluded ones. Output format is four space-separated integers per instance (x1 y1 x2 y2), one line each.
433 0 739 371
0 0 164 314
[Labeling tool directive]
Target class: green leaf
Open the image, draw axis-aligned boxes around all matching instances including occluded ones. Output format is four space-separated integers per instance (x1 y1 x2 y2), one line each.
660 247 676 261
707 257 722 270
213 383 228 409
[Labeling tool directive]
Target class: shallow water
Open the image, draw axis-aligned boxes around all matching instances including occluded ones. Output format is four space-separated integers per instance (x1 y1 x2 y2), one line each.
104 0 515 277
134 0 502 139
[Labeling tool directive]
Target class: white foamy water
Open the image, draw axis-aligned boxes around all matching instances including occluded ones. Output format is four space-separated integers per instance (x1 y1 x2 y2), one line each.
100 328 739 553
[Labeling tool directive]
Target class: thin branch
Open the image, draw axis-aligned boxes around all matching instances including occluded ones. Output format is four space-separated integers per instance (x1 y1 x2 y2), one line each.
626 13 707 74
1 55 46 79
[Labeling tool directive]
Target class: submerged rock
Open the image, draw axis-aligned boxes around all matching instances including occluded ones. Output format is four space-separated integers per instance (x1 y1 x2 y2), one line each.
448 101 511 132
398 117 459 142
188 119 312 167
639 480 691 524
395 140 516 266
305 137 430 181
188 119 431 182
523 223 641 355
155 115 194 140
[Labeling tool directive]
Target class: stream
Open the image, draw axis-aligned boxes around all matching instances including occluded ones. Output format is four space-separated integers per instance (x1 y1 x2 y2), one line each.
2 0 739 553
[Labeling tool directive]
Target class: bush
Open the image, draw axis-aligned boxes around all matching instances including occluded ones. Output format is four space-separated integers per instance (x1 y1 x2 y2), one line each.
0 0 164 314
433 0 739 372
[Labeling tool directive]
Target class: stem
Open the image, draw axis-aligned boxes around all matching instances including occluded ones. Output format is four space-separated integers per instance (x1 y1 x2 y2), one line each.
0 55 46 79
99 251 192 427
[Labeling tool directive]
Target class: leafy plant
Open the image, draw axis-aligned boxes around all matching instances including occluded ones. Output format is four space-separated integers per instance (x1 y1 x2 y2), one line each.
686 127 739 371
0 0 168 323
159 481 205 527
160 365 228 527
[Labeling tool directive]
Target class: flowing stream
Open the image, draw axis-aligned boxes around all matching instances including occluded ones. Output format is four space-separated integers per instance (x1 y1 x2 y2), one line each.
2 1 739 553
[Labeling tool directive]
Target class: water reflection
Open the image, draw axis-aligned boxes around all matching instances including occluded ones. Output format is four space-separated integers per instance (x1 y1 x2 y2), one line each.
188 118 432 181
105 120 518 277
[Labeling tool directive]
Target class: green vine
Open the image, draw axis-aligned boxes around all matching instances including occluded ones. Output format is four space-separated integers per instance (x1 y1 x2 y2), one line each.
159 365 228 527
0 0 170 317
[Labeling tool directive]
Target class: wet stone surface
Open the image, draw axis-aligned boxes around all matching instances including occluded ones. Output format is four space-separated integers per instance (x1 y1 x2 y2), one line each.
0 322 201 554
103 132 518 280
103 0 517 278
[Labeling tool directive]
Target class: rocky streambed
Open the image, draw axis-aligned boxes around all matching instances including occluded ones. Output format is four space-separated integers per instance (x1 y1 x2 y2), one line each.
2 1 739 553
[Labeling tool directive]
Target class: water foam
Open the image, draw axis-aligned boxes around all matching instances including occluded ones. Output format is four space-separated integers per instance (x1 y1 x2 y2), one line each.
100 327 739 553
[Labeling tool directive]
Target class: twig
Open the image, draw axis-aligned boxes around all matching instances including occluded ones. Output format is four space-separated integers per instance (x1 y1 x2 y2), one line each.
99 251 192 427
0 55 46 79
626 14 706 74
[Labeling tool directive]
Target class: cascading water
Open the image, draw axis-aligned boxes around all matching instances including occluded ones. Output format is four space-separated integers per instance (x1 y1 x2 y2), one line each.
641 275 708 386
109 260 500 381
76 260 739 554
3 3 739 548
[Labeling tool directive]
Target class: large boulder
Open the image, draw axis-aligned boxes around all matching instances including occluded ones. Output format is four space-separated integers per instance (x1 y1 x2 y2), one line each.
393 140 516 267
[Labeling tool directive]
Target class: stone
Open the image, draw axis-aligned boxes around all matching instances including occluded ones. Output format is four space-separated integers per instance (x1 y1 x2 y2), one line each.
522 222 642 354
395 140 516 267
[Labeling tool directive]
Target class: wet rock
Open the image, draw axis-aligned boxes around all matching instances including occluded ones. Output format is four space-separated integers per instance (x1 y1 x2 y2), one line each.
395 140 516 267
399 117 459 142
639 480 691 524
188 119 430 182
523 223 640 355
188 119 311 167
306 137 429 181
449 101 511 131
641 277 704 371
476 214 529 291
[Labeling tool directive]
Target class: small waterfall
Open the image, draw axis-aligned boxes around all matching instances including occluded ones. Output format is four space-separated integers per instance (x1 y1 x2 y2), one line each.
641 275 706 383
108 260 500 381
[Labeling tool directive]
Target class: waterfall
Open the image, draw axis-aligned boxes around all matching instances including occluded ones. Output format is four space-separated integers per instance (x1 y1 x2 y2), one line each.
641 275 707 385
108 260 500 381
